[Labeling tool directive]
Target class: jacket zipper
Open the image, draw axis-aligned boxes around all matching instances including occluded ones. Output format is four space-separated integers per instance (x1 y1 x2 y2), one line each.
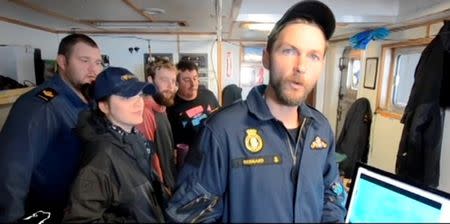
286 117 306 166
283 117 308 222
272 117 309 222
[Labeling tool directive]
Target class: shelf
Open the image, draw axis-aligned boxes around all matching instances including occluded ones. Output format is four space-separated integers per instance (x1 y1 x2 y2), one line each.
0 87 34 105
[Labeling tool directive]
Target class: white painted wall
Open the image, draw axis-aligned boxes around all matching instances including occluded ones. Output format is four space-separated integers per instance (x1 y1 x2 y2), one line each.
323 41 347 133
220 41 242 102
440 109 450 192
314 58 325 113
356 41 381 111
88 35 151 81
368 114 404 172
0 21 59 59
221 42 241 88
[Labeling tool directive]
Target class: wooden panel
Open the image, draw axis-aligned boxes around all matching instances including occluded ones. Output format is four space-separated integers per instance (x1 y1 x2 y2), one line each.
0 16 56 33
0 87 33 105
122 0 154 21
9 0 102 30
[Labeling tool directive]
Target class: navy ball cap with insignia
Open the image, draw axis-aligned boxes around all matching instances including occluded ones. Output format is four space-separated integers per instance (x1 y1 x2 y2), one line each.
94 67 156 101
269 0 336 40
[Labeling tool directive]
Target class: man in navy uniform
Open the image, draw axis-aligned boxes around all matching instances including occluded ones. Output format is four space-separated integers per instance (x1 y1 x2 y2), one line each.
167 1 347 222
0 34 103 223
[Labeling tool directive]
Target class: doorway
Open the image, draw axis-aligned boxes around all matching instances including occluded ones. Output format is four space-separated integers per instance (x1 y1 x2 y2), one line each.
335 47 363 137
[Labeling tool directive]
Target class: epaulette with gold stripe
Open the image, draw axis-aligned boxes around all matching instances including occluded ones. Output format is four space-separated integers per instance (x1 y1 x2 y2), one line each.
36 87 58 102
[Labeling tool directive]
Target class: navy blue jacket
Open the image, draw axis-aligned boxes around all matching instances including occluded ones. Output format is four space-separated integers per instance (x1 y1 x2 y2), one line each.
167 85 347 223
0 74 88 222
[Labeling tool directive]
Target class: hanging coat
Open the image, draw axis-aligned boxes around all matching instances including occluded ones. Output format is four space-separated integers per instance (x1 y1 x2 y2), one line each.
336 97 372 178
396 21 450 187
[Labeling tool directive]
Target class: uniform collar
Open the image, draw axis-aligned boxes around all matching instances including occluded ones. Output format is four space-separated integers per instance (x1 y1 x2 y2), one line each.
246 85 274 121
246 84 317 121
53 74 88 108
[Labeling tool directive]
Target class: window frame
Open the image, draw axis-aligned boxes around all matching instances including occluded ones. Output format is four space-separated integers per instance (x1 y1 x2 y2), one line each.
391 46 425 109
376 38 432 119
345 50 363 91
349 58 362 90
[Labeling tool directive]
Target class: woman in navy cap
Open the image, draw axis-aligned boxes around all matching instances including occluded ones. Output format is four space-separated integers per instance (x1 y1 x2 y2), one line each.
64 67 166 223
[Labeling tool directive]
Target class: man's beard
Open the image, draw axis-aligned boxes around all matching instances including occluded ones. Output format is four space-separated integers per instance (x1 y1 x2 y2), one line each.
79 82 95 103
64 71 94 100
269 72 307 106
153 90 175 107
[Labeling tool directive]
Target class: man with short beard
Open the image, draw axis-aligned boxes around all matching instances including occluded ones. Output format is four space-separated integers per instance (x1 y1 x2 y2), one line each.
0 33 103 223
137 59 177 191
167 1 346 223
167 60 220 170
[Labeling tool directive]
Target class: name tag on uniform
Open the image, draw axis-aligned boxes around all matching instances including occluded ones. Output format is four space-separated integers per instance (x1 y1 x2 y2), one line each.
232 155 282 168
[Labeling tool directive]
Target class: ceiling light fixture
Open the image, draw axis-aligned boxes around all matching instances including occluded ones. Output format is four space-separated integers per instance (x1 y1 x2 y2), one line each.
143 8 166 15
96 21 180 29
241 23 275 32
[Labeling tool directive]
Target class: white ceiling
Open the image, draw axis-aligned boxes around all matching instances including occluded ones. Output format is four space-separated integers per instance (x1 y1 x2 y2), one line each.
1 0 450 42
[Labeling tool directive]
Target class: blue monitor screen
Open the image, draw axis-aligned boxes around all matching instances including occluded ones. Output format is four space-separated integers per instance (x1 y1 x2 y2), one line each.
345 165 450 223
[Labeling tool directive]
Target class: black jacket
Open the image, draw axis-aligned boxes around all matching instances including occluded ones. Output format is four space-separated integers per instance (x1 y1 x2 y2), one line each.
396 21 450 187
63 110 165 223
336 97 372 178
154 111 177 190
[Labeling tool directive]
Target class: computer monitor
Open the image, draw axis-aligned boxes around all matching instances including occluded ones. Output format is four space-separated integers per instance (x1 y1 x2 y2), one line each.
345 163 450 223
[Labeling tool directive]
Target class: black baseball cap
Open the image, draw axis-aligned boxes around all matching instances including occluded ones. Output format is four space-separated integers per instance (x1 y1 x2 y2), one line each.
270 0 336 40
94 67 156 101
